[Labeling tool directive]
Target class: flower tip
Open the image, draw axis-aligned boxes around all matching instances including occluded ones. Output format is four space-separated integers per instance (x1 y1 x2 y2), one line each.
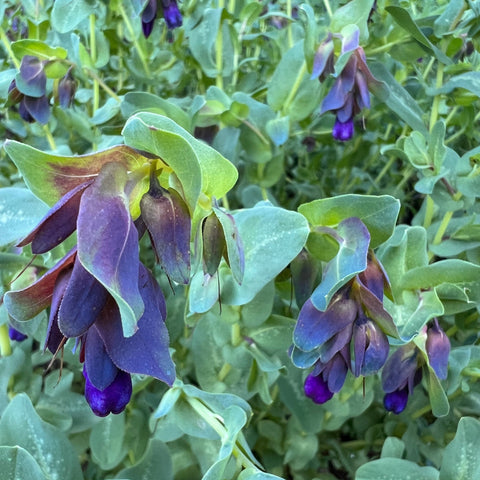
426 320 450 380
383 388 408 414
304 373 334 404
84 367 132 417
8 326 28 342
163 2 182 29
332 117 354 141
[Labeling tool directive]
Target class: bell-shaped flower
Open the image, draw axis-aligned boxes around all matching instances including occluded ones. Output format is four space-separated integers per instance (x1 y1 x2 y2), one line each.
140 170 191 284
200 200 244 285
426 319 450 380
311 34 334 81
381 344 422 414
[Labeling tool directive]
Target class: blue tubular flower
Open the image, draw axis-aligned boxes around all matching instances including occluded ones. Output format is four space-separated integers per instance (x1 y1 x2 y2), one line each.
83 365 132 417
141 0 157 37
383 387 409 414
304 373 334 404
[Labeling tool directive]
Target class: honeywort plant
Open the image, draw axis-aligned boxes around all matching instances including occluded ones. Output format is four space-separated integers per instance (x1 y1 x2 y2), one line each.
0 0 480 479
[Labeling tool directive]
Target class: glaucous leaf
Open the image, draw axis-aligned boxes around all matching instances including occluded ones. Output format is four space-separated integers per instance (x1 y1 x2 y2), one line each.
356 458 439 480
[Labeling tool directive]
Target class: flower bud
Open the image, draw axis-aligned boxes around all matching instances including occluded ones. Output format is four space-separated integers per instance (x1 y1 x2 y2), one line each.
162 0 182 29
57 68 76 108
426 319 450 380
8 326 27 342
384 387 409 414
304 372 334 404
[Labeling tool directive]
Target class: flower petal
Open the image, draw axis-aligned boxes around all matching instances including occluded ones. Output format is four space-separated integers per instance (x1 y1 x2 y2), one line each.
18 181 91 254
95 264 174 385
77 162 144 337
58 258 109 337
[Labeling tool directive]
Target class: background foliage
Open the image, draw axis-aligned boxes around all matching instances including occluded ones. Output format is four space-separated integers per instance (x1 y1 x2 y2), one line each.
1 0 480 479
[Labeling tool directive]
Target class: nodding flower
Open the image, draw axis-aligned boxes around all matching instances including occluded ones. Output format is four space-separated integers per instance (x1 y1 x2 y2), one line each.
313 30 379 141
382 319 450 414
141 0 182 37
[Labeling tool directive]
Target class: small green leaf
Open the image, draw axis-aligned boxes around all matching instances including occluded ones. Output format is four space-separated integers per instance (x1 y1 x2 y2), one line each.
90 413 127 470
329 0 375 42
51 0 96 33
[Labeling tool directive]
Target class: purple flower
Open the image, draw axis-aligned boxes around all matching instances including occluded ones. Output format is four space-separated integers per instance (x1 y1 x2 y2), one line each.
426 319 450 380
8 326 27 342
140 0 182 36
304 373 334 404
57 68 76 108
4 162 176 416
383 387 409 414
314 28 379 141
162 0 182 29
84 365 132 417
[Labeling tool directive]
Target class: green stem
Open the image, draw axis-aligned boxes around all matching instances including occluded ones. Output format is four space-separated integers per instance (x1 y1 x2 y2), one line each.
367 155 396 194
43 125 57 150
216 0 225 90
231 323 242 346
186 396 257 469
85 70 121 102
118 4 151 76
429 63 444 131
322 0 333 18
282 61 307 115
0 324 12 357
0 28 20 68
89 14 99 113
286 0 293 48
218 363 232 381
242 119 269 145
423 195 435 230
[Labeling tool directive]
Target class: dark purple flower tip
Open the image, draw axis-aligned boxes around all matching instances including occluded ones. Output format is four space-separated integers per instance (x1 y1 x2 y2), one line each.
162 0 182 29
8 326 28 342
83 366 132 417
142 19 155 38
332 117 354 141
384 387 409 414
426 319 450 380
304 373 334 404
18 98 35 122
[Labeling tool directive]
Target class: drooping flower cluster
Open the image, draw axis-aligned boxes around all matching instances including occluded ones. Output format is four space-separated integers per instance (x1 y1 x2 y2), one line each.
292 244 397 404
141 0 182 37
4 161 183 416
313 28 379 141
382 319 450 414
6 56 76 124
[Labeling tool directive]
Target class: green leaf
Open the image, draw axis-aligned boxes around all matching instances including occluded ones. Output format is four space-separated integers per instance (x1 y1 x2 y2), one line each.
51 0 96 33
4 141 146 206
310 217 370 311
434 0 465 36
430 71 480 98
189 8 234 78
298 194 400 249
0 394 83 480
0 187 49 247
400 260 480 290
380 437 405 459
221 203 310 306
11 39 68 61
385 6 452 64
0 446 46 480
265 116 290 146
329 0 374 42
370 62 428 135
117 439 173 480
90 413 126 470
426 368 450 417
122 113 238 210
356 458 439 480
439 417 480 480
385 290 444 341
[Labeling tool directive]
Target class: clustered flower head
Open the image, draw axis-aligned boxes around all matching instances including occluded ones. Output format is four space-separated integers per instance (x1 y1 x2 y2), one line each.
313 27 379 141
6 56 76 124
382 319 450 414
141 0 182 37
4 161 183 416
292 239 397 404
